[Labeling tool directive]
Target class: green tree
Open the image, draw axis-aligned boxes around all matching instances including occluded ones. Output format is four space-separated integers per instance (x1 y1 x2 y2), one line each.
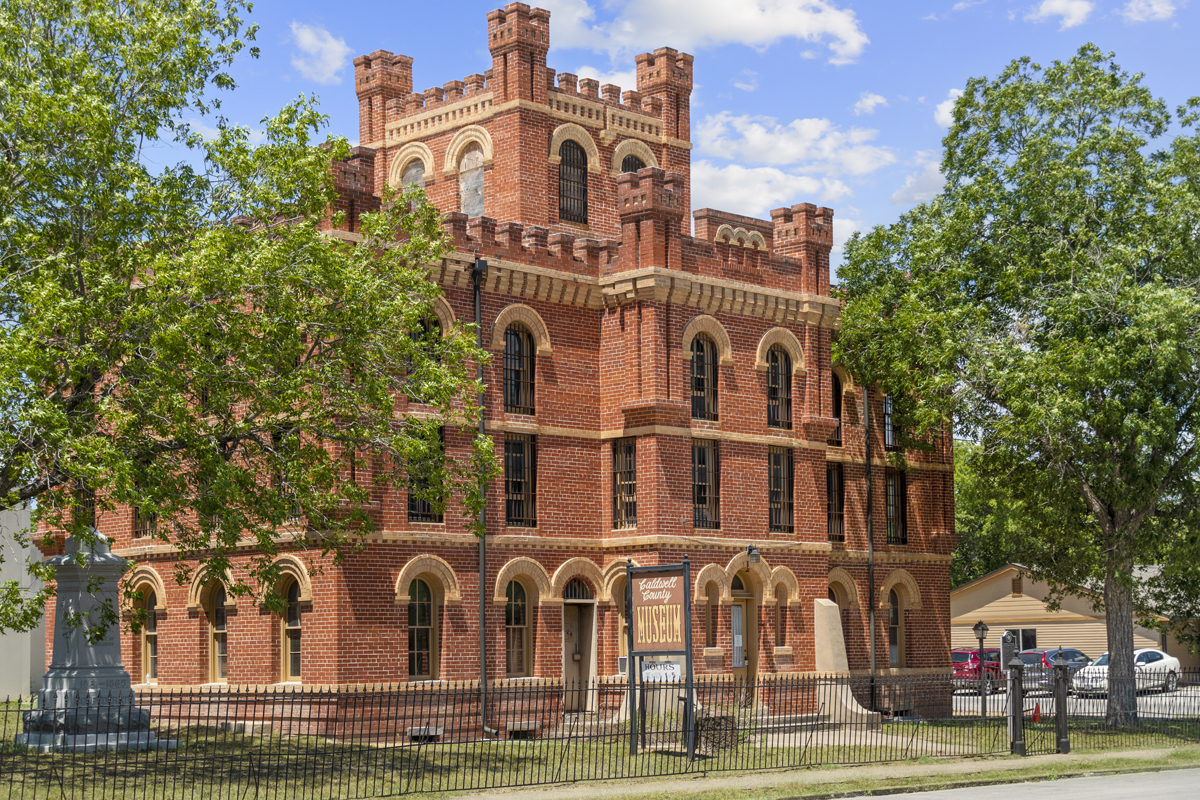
835 45 1200 723
0 0 496 636
950 442 1029 589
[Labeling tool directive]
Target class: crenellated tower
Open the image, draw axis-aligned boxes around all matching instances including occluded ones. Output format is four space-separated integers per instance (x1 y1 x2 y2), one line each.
487 3 551 105
353 50 414 148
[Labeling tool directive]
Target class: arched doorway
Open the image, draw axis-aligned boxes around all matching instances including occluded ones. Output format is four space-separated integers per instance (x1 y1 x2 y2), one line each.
561 577 596 711
729 570 758 691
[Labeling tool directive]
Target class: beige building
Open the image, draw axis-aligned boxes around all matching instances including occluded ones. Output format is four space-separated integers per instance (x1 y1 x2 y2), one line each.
950 564 1199 670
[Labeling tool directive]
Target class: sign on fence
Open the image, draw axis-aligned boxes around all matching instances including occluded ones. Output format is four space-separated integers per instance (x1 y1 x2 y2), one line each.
641 660 682 683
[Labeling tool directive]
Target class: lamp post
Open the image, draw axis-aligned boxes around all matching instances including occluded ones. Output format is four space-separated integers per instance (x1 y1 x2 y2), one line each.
973 620 989 720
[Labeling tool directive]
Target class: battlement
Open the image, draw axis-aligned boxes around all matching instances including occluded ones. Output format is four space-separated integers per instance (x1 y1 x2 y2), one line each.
440 213 617 279
324 147 380 235
635 48 694 93
770 203 834 257
693 209 774 252
487 3 550 54
617 168 686 221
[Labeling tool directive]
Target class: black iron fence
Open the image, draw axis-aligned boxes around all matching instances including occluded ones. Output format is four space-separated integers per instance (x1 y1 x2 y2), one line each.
1 669 1199 799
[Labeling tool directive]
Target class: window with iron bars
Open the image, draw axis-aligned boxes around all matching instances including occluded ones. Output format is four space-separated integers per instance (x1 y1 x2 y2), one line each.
503 325 536 414
692 439 720 529
73 482 95 529
505 434 538 527
408 428 445 523
829 373 843 446
612 437 637 529
827 463 845 543
766 345 792 429
886 467 907 545
132 505 157 539
272 430 303 521
768 446 794 533
883 393 898 451
690 335 719 421
558 140 588 224
621 154 645 174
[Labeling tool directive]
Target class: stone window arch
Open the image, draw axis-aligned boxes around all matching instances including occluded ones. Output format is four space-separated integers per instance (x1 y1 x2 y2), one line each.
754 327 806 374
126 567 166 686
558 139 589 224
394 554 463 607
878 568 922 611
442 124 494 175
547 123 600 173
769 565 801 608
208 583 232 683
395 554 461 681
693 563 731 608
610 139 658 177
431 296 456 336
551 557 604 602
827 567 860 610
270 554 313 605
681 315 734 365
388 142 434 188
489 304 553 355
492 557 554 607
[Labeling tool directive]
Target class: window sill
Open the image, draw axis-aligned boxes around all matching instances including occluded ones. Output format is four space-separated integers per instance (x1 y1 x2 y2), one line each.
505 525 539 533
703 647 724 659
693 527 722 533
773 646 793 657
610 526 637 533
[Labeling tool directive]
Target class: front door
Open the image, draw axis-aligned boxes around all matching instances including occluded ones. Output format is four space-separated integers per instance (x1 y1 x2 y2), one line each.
730 599 757 703
562 603 595 711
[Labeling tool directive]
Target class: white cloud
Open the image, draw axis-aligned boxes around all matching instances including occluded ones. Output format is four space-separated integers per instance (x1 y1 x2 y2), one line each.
1119 0 1180 21
953 0 987 10
890 151 945 206
733 70 759 92
853 92 888 116
831 214 863 267
574 65 638 92
695 111 896 176
935 88 963 128
1025 0 1094 29
186 119 265 145
290 21 353 86
545 0 869 65
691 161 850 218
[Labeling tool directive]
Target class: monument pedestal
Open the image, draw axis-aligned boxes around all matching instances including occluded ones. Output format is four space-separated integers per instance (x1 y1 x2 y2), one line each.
15 532 176 752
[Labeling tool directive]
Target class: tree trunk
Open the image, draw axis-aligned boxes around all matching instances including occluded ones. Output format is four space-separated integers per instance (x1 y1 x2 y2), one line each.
1104 561 1137 726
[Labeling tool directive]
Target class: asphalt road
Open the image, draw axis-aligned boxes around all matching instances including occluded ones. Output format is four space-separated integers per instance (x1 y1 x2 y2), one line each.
950 684 1200 717
874 767 1200 798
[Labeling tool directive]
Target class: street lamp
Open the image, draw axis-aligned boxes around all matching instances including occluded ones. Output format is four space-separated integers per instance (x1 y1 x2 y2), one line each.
973 620 990 719
747 544 761 564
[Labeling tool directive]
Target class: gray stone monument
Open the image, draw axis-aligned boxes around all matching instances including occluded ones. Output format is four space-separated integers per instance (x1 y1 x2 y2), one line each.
16 532 173 752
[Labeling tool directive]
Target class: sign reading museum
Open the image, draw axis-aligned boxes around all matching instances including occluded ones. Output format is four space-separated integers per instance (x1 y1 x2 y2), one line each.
629 569 686 653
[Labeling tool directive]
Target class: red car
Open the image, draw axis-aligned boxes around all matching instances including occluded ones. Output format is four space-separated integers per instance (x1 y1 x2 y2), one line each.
952 648 1002 694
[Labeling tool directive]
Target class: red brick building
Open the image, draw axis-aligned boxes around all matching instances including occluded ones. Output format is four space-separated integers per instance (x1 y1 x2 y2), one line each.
74 3 955 691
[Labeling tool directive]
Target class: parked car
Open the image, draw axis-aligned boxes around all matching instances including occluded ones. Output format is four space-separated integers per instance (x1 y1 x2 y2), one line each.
1015 648 1091 692
952 648 1002 694
1073 649 1182 697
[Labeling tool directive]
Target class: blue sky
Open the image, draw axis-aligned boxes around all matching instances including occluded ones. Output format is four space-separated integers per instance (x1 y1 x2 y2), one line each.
195 0 1199 268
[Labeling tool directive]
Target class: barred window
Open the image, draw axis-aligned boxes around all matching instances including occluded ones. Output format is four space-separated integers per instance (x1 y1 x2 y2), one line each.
505 580 530 677
408 578 434 679
132 503 156 539
692 439 720 529
766 345 792 429
401 158 425 188
505 434 538 527
406 316 442 402
827 463 845 543
690 334 719 421
503 325 536 414
74 481 95 529
621 154 645 174
768 446 794 533
282 580 302 682
559 140 588 224
886 467 907 545
272 430 302 521
612 437 637 529
829 373 843 446
884 393 898 451
408 428 445 523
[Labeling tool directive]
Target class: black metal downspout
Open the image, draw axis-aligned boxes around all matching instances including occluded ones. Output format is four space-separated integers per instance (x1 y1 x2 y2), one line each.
865 387 876 711
474 257 498 737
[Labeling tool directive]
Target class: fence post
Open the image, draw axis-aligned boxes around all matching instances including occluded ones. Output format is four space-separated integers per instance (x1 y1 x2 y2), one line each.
1008 657 1025 756
1053 653 1071 754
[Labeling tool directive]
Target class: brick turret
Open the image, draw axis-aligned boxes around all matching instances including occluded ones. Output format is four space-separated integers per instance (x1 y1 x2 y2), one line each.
487 3 551 104
635 48 693 143
354 50 413 147
771 203 834 295
616 167 686 272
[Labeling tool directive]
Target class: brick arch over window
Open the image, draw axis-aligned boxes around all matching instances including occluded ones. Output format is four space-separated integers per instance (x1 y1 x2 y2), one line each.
270 554 314 604
493 557 556 606
694 564 730 606
126 565 167 611
725 550 773 599
754 328 806 374
601 558 639 606
768 565 802 608
443 125 495 175
395 554 462 606
388 142 434 187
489 304 552 355
186 567 236 611
431 296 456 335
547 123 601 174
681 315 733 365
878 568 922 610
827 567 860 610
551 557 605 602
610 139 658 177
832 364 857 395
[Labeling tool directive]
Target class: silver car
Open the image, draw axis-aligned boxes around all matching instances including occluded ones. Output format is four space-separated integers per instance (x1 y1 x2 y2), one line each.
1073 648 1182 696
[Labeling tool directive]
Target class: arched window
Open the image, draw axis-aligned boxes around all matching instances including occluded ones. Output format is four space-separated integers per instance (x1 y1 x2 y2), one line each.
828 587 838 604
505 580 530 677
888 589 904 667
691 334 718 421
282 580 302 681
621 154 645 174
705 581 720 648
209 585 229 683
829 373 843 446
503 325 535 414
774 585 787 647
142 591 158 684
558 140 588 224
400 158 425 188
563 577 593 600
459 143 485 217
766 345 791 429
409 578 437 679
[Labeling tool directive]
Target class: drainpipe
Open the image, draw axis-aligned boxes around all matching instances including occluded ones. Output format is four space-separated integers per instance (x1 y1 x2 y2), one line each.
865 386 876 711
474 257 498 737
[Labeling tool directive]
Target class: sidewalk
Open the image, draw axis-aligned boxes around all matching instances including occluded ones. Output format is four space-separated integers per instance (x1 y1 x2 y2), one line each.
451 747 1200 800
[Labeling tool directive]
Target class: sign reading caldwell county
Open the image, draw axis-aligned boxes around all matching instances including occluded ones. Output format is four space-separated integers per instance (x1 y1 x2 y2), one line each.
629 569 686 653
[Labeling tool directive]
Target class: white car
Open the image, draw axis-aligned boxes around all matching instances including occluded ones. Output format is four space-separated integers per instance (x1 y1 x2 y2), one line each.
1073 648 1182 696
